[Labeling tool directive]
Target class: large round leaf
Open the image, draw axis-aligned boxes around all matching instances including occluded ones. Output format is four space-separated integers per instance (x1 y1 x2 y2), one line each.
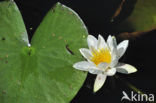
0 1 88 103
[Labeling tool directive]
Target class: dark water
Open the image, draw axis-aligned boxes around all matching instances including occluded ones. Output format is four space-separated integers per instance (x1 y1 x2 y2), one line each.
1 0 156 102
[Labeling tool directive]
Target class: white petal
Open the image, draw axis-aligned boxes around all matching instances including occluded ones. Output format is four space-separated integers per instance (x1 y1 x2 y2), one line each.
106 68 116 76
73 61 97 71
107 35 118 52
94 74 107 92
98 62 109 70
112 36 117 48
116 63 137 74
89 69 103 74
117 40 129 58
97 35 107 49
89 62 109 74
110 58 118 67
107 35 114 51
79 48 92 60
111 48 118 61
87 35 97 50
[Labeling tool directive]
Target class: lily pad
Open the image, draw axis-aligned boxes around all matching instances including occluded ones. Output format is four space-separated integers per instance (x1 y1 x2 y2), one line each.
0 1 88 103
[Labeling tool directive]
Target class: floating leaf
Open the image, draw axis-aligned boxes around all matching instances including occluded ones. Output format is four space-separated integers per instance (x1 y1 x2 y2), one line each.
0 1 88 103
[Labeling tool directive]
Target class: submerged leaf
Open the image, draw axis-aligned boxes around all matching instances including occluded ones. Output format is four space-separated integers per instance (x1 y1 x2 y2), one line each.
115 0 156 32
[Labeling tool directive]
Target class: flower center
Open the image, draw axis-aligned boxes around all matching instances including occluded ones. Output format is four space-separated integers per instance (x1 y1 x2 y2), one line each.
91 48 111 65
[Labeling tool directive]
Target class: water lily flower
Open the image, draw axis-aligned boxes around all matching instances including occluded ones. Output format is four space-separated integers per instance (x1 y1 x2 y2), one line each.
73 35 137 92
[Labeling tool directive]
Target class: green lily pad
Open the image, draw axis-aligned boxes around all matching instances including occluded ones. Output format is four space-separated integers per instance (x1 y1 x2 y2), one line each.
115 0 156 32
0 1 88 103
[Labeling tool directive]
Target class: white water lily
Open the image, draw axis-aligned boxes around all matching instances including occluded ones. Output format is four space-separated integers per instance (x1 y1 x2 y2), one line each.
73 35 137 92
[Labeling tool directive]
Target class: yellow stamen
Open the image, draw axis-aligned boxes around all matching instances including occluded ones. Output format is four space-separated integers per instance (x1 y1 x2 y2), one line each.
91 48 111 65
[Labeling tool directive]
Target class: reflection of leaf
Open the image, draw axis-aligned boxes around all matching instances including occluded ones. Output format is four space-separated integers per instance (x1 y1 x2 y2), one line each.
115 0 156 32
0 1 88 103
